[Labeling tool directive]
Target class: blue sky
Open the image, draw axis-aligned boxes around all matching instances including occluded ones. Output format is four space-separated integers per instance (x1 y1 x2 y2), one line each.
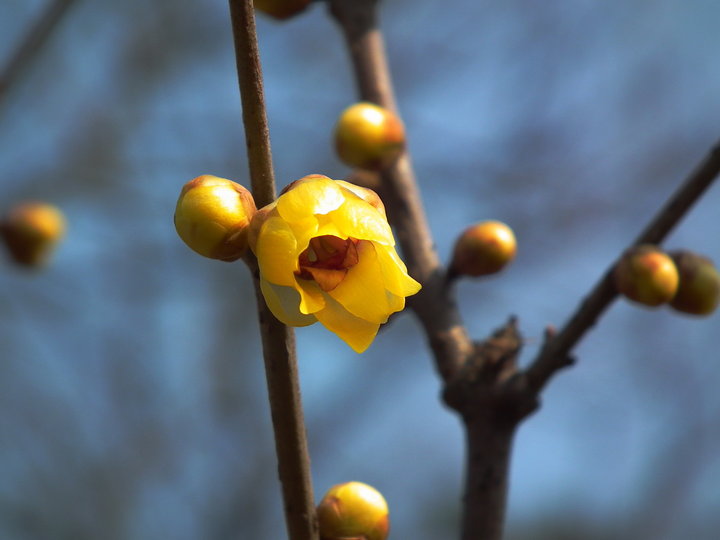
2 1 720 538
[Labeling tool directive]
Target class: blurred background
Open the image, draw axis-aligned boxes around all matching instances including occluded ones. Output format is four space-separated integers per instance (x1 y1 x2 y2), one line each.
1 0 720 538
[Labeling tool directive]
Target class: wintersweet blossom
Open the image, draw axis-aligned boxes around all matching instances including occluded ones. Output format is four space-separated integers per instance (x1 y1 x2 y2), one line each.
250 175 421 352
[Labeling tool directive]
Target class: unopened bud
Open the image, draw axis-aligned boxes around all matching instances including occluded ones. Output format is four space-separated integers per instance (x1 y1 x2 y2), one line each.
317 481 389 540
254 0 311 20
613 244 678 307
334 102 405 171
450 220 516 278
1 202 66 267
668 250 720 316
174 175 256 261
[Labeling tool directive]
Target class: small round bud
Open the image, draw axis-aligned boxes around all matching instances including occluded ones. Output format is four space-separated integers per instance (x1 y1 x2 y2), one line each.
254 0 311 20
1 202 66 267
174 175 256 262
317 481 389 540
450 220 517 277
613 244 679 307
668 250 720 316
334 102 405 170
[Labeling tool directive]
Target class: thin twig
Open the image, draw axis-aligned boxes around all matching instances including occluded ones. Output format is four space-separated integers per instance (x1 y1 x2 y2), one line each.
228 0 277 207
0 0 76 102
524 140 720 393
228 1 318 538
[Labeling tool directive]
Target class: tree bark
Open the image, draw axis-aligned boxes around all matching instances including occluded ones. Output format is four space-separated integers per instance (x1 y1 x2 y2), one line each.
229 2 318 538
461 420 516 540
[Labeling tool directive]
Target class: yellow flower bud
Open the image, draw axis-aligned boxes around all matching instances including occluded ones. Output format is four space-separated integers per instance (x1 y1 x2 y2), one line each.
1 202 66 267
613 245 679 307
251 174 420 352
668 250 720 316
317 481 389 540
254 0 311 20
450 220 517 278
334 102 405 171
174 175 256 262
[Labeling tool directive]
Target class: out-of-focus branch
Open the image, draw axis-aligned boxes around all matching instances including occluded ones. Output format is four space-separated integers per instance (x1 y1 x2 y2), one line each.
329 0 395 112
0 0 76 103
328 0 472 383
329 2 513 539
228 2 318 539
523 140 720 394
328 2 720 540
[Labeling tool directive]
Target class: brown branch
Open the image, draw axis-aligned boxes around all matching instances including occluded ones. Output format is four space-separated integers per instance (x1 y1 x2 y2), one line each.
328 0 395 112
441 318 533 540
0 0 76 103
328 0 472 383
229 0 277 208
329 2 514 539
523 140 720 394
460 421 516 540
328 3 720 539
228 2 318 539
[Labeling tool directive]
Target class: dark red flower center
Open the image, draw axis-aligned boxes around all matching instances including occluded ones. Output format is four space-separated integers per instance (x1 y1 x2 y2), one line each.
296 235 359 291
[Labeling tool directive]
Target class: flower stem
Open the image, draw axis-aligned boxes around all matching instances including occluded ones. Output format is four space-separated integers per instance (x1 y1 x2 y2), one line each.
228 2 318 538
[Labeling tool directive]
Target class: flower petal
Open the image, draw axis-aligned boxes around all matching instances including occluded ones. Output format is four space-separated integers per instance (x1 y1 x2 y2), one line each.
256 217 301 287
315 216 344 239
386 290 406 314
295 278 326 314
328 194 394 245
302 267 348 292
284 215 319 253
277 177 345 223
260 279 317 327
314 294 380 353
329 241 392 324
336 181 387 218
374 243 422 297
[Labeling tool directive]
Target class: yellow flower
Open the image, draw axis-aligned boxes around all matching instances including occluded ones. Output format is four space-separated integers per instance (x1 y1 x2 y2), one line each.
250 175 421 353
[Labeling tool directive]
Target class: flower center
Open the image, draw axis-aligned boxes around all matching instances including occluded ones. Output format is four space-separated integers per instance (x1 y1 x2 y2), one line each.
296 235 359 291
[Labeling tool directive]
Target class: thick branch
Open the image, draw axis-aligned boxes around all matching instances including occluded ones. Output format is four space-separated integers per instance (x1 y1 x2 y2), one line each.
228 2 318 539
461 421 516 540
328 0 472 382
524 140 720 393
442 318 534 540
